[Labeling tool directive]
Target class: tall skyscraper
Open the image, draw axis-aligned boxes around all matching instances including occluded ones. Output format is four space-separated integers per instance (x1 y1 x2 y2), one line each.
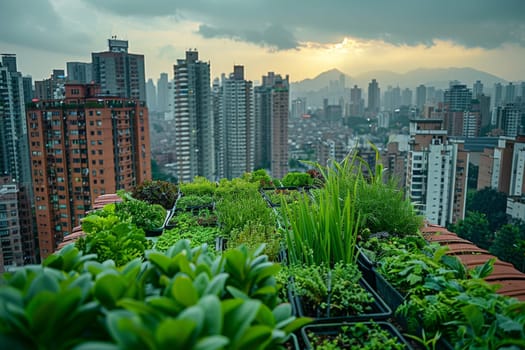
0 54 32 191
504 82 516 104
349 85 363 116
216 65 254 179
146 78 157 111
66 62 92 83
402 88 413 107
473 80 483 98
493 83 503 108
254 72 289 178
367 79 380 115
26 83 152 259
157 73 169 113
416 84 426 112
444 83 473 136
172 50 214 183
22 76 33 103
291 97 307 119
91 38 146 101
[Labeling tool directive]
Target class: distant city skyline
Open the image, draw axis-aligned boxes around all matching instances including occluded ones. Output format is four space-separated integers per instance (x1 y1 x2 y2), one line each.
1 0 525 82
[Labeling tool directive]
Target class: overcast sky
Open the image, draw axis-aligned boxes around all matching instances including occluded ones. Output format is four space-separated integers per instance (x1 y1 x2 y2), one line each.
1 0 525 82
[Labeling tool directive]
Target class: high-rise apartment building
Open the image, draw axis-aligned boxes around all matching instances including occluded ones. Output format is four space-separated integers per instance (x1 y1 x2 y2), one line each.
444 83 473 136
0 177 36 272
402 88 413 107
349 85 364 117
26 83 151 259
146 78 157 111
473 80 483 98
416 84 426 112
157 73 169 113
91 38 146 101
0 54 32 192
493 83 503 108
22 76 33 104
367 79 380 115
215 65 255 179
66 62 92 84
494 103 525 137
254 72 289 178
504 83 517 104
406 118 469 226
34 69 66 100
172 50 214 183
291 97 307 119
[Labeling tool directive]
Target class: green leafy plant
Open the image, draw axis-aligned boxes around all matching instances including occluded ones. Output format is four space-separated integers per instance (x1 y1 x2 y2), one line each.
177 194 214 209
180 176 217 197
76 212 152 266
287 262 374 318
280 172 313 187
305 322 407 350
115 193 167 231
281 156 361 265
228 222 282 261
131 180 179 209
155 212 220 252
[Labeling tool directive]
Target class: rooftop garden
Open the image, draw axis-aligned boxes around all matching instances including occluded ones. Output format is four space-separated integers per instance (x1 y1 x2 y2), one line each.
1 149 524 349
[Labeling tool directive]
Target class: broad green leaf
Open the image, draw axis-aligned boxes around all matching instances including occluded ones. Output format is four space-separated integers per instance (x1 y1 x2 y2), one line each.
156 318 196 349
199 295 223 335
171 275 199 306
222 299 261 344
73 342 120 350
26 270 61 301
193 335 229 350
462 304 484 335
235 325 272 350
256 303 275 327
204 273 228 296
94 274 127 308
147 252 172 274
271 303 291 324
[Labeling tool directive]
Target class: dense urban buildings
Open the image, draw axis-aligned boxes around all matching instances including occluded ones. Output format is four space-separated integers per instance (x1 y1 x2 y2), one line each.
91 38 146 102
172 50 214 183
26 83 152 259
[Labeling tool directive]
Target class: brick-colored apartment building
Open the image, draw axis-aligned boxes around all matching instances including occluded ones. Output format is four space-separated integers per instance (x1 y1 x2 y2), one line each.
26 83 151 259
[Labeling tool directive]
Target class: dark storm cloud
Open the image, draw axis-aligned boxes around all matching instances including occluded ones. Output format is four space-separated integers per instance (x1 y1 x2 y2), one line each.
79 0 525 50
198 24 298 50
0 0 93 54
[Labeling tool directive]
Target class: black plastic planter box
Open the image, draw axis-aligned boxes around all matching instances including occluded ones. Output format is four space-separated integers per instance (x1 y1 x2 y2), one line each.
289 277 392 323
301 321 414 350
356 246 377 289
372 267 405 315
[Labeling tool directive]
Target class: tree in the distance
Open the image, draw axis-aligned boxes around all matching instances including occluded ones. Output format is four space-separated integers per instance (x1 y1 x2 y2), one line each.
490 223 525 272
466 187 507 232
450 211 493 250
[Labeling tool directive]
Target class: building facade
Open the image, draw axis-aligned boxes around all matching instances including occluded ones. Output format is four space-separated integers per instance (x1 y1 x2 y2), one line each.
91 38 146 102
172 50 214 183
216 66 255 179
406 118 469 226
26 83 151 259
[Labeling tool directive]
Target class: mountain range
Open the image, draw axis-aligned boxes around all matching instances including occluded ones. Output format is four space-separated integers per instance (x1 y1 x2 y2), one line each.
290 67 508 103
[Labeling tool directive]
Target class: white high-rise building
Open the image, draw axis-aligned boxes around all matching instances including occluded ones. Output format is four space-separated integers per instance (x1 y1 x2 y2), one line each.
172 50 214 183
407 118 469 226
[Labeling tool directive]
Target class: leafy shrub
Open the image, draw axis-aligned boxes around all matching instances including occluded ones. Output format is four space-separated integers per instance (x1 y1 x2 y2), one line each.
76 212 152 266
115 194 167 231
180 176 216 197
131 180 179 209
281 171 313 187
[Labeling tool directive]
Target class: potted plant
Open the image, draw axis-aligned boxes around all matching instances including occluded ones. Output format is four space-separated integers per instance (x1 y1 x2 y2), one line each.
301 321 413 350
286 262 390 323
